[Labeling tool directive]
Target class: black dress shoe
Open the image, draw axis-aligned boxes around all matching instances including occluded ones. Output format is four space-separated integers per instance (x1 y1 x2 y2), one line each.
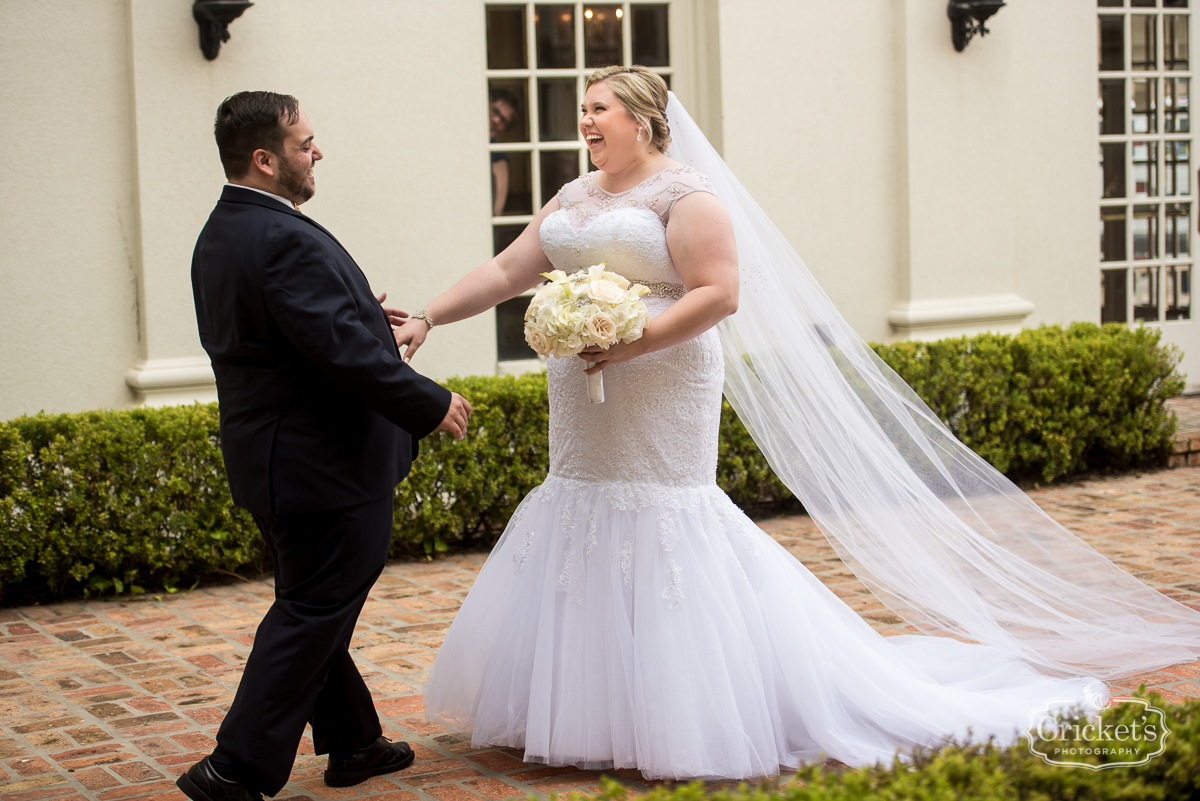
177 757 262 801
325 736 416 787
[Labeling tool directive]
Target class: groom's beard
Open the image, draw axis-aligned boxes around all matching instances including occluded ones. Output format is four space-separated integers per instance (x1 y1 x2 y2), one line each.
278 159 315 203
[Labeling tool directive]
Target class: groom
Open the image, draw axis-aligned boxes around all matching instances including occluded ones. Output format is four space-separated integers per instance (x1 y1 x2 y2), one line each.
184 91 472 801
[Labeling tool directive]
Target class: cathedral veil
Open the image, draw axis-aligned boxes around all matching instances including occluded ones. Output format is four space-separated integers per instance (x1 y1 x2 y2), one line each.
664 92 1200 680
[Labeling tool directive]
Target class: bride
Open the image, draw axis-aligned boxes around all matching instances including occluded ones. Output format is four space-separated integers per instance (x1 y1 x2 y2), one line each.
395 66 1200 779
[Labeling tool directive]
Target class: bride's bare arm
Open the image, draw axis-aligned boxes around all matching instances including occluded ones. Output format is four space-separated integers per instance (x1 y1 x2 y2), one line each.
579 191 738 374
395 198 560 362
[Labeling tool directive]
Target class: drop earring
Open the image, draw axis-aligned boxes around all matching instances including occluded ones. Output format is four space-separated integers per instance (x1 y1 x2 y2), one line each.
637 127 643 142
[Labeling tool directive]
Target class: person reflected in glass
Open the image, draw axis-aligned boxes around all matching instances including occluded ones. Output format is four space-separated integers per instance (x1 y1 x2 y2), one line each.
489 90 520 216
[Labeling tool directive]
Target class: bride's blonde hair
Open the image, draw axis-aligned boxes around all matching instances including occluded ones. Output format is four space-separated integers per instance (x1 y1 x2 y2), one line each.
585 66 671 153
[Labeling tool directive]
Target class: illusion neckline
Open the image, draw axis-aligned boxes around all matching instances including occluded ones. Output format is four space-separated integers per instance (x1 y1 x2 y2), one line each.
588 164 691 198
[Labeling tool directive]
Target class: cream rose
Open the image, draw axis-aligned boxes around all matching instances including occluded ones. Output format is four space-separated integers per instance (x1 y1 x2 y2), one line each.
587 280 625 305
601 271 630 289
585 313 617 343
526 329 551 356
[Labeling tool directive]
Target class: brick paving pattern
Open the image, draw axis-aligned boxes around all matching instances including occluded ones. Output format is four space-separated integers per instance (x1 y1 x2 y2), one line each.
1168 395 1200 466
2 463 1199 798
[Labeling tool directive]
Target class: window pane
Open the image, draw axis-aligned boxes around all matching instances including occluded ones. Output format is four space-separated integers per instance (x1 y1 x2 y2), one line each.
536 5 576 68
1134 204 1160 258
1132 78 1158 132
496 296 538 361
1101 142 1127 197
538 78 578 141
1100 79 1126 134
1100 15 1125 70
493 224 524 257
1166 77 1191 131
584 5 623 67
489 79 529 143
1102 207 1129 260
1133 15 1158 70
1132 0 1157 6
495 150 533 216
1133 141 1158 196
1167 264 1192 318
541 150 582 207
1166 139 1190 194
487 6 527 70
632 5 670 67
1100 0 1124 5
1102 268 1129 322
1167 202 1191 255
1164 0 1189 7
1166 15 1190 69
1133 266 1160 319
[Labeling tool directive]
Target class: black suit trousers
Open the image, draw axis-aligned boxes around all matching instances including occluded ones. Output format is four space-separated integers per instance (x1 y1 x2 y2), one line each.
209 494 393 795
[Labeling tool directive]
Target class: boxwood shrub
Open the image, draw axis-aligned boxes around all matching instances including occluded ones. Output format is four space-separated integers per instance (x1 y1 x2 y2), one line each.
0 323 1182 598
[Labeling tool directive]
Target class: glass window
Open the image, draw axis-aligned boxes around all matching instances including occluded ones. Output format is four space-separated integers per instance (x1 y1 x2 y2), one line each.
1166 139 1190 193
1133 15 1159 69
1167 264 1192 318
1133 78 1158 132
632 4 670 66
1166 77 1190 130
489 79 529 143
1166 14 1190 68
496 296 538 361
1101 79 1126 134
1133 265 1160 319
496 151 533 216
1102 207 1129 260
1133 141 1159 195
1102 142 1128 197
493 224 524 257
1101 15 1126 70
1133 0 1158 6
1167 202 1191 254
1102 269 1129 322
1100 0 1125 6
1165 0 1189 7
584 5 623 67
540 150 581 206
536 5 576 68
488 6 527 69
1134 204 1160 257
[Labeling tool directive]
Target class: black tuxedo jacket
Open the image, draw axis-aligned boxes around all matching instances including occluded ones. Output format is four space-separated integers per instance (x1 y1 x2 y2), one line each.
192 185 451 517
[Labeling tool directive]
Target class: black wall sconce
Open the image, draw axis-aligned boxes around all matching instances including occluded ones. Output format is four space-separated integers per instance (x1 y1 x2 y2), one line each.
947 0 1006 52
193 0 253 60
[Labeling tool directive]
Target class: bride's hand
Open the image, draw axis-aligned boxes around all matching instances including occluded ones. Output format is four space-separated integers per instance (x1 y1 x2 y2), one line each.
578 339 647 374
394 318 429 363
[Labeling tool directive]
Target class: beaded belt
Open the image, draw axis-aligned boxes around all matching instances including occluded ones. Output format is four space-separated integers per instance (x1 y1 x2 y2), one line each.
625 277 687 300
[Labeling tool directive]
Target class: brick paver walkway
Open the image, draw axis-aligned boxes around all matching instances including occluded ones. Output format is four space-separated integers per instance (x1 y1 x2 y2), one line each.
2 466 1199 801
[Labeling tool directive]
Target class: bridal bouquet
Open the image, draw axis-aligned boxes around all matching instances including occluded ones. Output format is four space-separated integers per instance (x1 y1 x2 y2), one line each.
524 264 650 403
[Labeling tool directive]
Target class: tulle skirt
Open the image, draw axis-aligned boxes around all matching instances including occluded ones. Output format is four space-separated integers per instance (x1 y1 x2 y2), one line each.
422 475 1109 779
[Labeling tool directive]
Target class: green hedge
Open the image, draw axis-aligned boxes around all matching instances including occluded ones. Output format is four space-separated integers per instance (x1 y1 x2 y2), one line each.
582 691 1200 801
0 323 1181 598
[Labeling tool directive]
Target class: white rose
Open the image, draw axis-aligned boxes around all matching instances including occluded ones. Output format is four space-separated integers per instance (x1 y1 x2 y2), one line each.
585 313 617 344
588 280 625 305
526 328 551 355
601 271 631 289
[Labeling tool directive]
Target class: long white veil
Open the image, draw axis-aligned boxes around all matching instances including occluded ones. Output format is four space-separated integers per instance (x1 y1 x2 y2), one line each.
664 92 1200 680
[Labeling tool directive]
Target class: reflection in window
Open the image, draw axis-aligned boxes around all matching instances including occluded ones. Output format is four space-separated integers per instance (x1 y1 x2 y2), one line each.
1167 264 1192 318
632 5 670 66
536 5 575 68
538 79 578 141
1133 15 1158 69
1166 77 1190 131
1102 142 1127 197
584 5 623 67
1134 204 1160 258
1133 141 1158 195
1102 269 1129 322
496 296 538 361
1166 139 1190 193
1102 207 1129 260
487 6 527 69
1134 266 1160 320
1133 79 1158 132
1101 79 1126 134
1101 15 1125 70
1167 202 1191 254
1166 14 1191 68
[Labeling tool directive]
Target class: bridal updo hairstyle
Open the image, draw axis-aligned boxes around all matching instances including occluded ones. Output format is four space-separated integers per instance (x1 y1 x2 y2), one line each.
214 91 300 179
585 66 671 153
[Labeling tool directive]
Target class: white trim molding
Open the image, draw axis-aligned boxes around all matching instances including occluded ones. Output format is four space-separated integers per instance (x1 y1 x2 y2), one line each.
125 357 217 407
888 293 1036 342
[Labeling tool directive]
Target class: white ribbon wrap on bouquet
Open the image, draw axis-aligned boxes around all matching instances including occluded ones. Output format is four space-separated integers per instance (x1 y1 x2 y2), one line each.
664 91 1200 679
588 371 605 404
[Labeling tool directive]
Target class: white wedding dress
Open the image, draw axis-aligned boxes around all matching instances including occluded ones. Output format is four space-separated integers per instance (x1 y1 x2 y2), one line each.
422 166 1109 779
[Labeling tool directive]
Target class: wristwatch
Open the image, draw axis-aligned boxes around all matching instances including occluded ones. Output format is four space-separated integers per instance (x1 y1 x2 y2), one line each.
412 308 435 329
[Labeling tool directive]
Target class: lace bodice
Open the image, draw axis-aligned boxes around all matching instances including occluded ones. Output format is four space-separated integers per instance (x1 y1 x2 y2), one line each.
538 165 723 488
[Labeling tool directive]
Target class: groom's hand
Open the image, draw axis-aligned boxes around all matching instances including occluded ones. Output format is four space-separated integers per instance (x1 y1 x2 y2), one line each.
437 392 472 440
376 292 410 328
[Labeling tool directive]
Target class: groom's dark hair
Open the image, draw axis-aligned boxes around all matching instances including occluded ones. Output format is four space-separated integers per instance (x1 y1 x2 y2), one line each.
214 91 301 179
